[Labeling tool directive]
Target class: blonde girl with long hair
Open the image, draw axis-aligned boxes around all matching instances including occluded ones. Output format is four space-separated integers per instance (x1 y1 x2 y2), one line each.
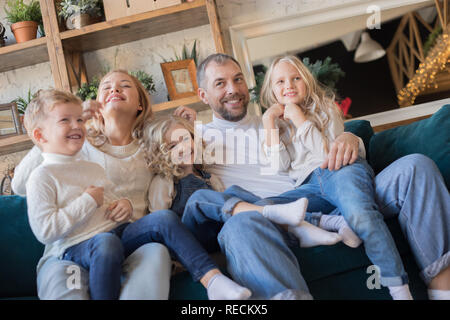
260 55 413 300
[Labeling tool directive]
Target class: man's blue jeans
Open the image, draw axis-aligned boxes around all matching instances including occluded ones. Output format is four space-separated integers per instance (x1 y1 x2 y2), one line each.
183 154 450 298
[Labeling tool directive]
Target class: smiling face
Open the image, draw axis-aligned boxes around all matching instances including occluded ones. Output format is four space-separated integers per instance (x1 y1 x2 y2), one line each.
271 60 307 106
164 122 195 166
97 71 142 120
198 60 250 122
37 102 86 156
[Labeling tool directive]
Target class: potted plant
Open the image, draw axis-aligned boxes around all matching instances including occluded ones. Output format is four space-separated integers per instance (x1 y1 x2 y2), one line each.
13 88 36 133
161 40 199 66
4 0 42 43
59 0 103 30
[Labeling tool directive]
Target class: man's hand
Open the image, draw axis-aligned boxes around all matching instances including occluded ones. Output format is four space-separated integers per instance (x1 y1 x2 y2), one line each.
173 106 197 122
320 132 359 171
105 199 133 222
85 186 104 207
82 100 102 121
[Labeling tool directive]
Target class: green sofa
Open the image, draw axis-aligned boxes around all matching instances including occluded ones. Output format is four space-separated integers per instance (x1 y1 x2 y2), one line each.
1 105 449 300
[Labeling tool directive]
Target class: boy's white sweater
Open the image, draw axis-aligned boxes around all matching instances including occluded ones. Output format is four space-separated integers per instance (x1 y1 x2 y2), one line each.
13 140 154 272
12 140 153 218
26 153 123 271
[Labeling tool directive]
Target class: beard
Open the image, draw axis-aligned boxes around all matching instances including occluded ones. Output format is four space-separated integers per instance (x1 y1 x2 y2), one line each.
214 94 249 122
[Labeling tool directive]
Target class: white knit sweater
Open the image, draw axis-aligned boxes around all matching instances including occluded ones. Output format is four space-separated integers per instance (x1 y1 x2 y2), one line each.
14 140 154 272
12 140 153 219
26 153 124 270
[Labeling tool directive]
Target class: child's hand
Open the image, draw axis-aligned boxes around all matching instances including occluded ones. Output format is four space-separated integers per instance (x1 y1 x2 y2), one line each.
284 103 307 128
173 105 197 122
105 199 133 222
263 103 285 124
82 100 103 121
85 186 104 207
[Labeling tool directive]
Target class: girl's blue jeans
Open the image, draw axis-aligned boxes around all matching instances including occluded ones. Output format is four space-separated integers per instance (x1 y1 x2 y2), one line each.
283 159 408 286
120 209 217 282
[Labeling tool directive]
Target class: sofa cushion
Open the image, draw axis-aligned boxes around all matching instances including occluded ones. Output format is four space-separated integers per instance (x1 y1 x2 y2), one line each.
0 196 44 298
369 105 450 188
344 119 374 160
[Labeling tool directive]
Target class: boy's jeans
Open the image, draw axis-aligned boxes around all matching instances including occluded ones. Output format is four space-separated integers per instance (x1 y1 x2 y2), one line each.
63 225 126 300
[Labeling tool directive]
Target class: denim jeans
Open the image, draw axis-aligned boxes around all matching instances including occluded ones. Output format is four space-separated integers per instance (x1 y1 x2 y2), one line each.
183 154 450 298
121 209 217 281
182 184 263 249
183 185 312 299
38 243 171 300
63 225 127 300
277 159 408 286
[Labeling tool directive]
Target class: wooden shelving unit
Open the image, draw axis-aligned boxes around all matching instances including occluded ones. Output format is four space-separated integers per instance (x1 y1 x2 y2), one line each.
60 1 210 52
0 37 49 73
0 0 224 155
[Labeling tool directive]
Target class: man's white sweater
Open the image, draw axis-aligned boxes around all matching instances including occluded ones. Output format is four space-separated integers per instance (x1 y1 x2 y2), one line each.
202 113 365 198
203 113 294 198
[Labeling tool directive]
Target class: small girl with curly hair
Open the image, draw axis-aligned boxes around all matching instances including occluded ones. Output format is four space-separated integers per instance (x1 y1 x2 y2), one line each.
143 115 346 257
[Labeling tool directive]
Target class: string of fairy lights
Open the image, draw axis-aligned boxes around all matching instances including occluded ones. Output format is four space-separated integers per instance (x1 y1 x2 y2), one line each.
398 26 450 107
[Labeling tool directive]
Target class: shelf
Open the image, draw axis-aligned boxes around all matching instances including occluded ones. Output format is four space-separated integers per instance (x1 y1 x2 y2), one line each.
60 0 210 52
153 95 207 113
0 134 33 156
0 37 49 73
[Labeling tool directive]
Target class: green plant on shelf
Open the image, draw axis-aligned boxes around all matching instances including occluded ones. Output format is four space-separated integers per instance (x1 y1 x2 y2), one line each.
4 0 44 36
14 88 37 115
58 0 103 20
161 40 199 66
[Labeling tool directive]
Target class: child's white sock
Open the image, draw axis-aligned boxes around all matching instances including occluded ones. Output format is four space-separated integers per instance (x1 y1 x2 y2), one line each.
288 221 342 248
427 289 450 300
388 284 413 300
319 215 362 248
207 273 252 300
262 198 308 226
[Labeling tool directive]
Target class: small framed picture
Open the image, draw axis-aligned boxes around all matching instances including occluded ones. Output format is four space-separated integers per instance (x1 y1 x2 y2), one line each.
0 103 22 138
161 59 198 100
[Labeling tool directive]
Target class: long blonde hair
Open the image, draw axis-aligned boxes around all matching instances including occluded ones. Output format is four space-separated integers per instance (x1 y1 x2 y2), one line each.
141 115 201 181
86 69 153 146
260 55 343 153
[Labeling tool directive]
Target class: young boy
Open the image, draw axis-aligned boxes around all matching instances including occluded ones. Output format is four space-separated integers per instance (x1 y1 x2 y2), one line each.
24 89 133 300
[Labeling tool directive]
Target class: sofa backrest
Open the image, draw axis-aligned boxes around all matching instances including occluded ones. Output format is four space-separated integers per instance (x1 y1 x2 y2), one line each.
368 105 449 189
0 195 44 298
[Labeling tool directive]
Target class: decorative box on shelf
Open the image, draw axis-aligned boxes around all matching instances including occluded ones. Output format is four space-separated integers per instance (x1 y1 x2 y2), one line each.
103 0 183 21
